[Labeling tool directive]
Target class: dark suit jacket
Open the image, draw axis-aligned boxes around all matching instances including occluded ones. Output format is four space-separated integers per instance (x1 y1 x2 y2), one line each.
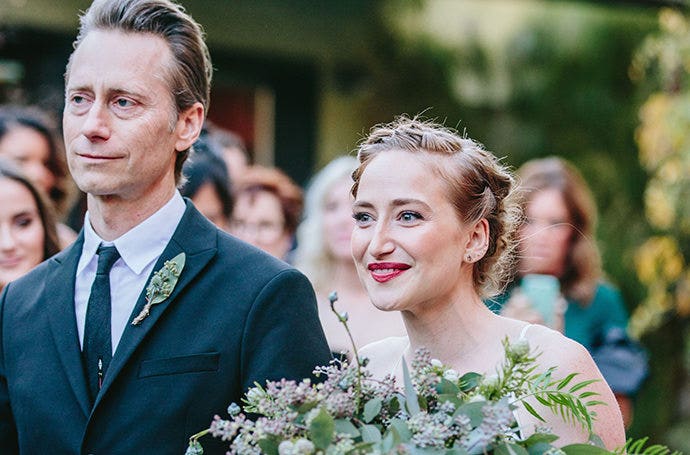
0 201 331 454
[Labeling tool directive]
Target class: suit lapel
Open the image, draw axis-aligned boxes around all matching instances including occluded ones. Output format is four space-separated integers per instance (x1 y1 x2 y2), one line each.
95 203 217 406
46 233 92 418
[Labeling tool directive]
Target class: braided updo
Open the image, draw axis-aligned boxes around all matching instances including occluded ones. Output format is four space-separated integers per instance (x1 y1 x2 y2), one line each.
352 116 521 297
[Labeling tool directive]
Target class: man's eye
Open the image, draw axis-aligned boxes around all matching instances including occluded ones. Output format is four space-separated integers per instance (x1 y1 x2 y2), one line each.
71 95 85 104
115 98 134 108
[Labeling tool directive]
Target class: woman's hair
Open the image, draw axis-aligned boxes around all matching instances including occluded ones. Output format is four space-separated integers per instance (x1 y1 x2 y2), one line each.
233 165 303 236
517 157 601 305
70 0 213 185
352 116 521 297
0 158 61 261
0 106 72 215
180 133 233 218
294 156 359 292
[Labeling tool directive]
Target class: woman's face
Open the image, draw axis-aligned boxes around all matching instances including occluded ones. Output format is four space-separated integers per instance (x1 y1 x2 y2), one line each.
351 150 473 314
231 190 292 259
192 182 228 230
0 126 56 194
323 176 355 262
0 177 46 288
519 188 573 277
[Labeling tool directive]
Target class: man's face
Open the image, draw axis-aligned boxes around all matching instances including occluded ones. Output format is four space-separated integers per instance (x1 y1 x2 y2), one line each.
63 29 183 203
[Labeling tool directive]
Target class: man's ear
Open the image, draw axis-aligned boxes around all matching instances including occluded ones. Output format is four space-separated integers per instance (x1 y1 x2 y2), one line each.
465 218 490 262
174 102 204 152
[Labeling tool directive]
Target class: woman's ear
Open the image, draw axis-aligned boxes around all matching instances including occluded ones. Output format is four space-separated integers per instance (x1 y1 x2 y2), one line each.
464 218 489 263
174 102 204 152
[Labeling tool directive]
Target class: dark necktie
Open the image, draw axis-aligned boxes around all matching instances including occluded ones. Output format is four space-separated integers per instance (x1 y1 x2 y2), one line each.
82 244 120 405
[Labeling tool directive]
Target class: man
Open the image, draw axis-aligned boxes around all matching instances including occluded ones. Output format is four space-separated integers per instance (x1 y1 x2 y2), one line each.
0 0 331 453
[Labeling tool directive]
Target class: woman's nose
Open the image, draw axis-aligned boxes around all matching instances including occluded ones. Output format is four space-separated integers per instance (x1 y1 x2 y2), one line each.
368 221 395 258
0 225 17 251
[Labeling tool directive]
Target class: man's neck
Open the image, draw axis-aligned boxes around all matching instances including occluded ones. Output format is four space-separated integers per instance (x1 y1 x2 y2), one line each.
87 187 177 241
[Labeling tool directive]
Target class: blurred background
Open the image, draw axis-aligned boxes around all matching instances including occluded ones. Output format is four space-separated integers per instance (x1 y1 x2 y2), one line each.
2 0 690 447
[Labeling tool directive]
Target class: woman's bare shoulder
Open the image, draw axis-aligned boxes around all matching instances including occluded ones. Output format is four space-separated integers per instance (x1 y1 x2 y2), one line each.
360 336 409 359
521 324 626 449
360 336 409 378
523 325 596 373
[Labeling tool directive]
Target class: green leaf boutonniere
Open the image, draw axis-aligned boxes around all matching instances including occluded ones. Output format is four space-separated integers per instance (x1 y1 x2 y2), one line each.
131 252 186 326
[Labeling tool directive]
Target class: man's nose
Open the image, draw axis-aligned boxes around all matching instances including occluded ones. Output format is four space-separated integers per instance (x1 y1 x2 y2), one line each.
80 101 111 141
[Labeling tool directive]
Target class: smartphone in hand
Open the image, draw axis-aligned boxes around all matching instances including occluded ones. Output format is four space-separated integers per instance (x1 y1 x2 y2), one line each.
520 274 561 325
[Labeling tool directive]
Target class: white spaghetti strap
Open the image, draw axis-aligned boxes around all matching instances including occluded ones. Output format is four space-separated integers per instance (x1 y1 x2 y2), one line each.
519 323 535 340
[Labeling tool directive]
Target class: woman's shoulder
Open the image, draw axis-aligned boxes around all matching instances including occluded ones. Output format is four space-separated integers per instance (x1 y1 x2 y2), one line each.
360 336 409 358
522 324 597 373
360 336 409 378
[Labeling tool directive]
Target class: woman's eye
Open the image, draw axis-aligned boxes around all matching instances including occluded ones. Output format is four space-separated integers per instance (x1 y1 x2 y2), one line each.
15 216 33 228
399 211 422 223
353 212 372 224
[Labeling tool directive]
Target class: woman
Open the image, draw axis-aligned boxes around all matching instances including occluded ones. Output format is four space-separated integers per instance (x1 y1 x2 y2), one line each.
489 156 635 425
294 156 406 356
353 117 625 448
180 135 234 230
230 165 302 261
0 159 61 291
0 106 76 246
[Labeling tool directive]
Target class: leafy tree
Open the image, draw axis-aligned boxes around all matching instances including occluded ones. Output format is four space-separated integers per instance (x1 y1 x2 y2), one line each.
629 8 690 447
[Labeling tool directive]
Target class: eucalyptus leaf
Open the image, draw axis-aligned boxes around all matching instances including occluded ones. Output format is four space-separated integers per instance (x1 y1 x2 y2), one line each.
561 443 611 455
437 378 460 395
521 432 559 447
494 441 530 455
453 401 485 426
296 400 319 414
257 436 279 455
363 398 383 423
381 428 397 453
389 418 412 442
360 424 382 443
309 408 335 450
437 393 462 408
402 359 420 415
334 419 359 438
458 372 482 391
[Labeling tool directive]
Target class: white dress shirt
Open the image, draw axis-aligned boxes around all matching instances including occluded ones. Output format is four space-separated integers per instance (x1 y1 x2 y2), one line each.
75 191 186 353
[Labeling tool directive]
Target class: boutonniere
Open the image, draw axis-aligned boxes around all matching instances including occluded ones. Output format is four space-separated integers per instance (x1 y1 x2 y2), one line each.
131 252 186 326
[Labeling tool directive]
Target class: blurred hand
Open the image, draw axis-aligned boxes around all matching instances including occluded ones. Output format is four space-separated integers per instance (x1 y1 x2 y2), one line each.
500 290 566 333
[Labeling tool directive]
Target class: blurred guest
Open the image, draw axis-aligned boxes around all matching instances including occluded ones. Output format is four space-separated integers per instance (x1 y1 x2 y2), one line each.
0 105 77 246
294 156 406 355
207 124 250 184
180 135 233 230
487 156 636 426
230 165 302 260
0 159 60 291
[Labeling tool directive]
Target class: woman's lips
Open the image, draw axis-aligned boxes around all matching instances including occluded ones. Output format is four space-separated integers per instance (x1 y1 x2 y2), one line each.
0 257 23 268
367 262 410 283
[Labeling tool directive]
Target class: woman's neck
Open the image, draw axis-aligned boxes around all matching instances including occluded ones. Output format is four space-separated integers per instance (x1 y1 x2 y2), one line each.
402 294 499 369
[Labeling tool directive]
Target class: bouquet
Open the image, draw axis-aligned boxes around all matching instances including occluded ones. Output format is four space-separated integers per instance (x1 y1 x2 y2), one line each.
186 294 676 455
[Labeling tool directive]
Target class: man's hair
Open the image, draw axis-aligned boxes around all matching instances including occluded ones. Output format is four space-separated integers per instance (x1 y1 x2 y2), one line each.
68 0 212 184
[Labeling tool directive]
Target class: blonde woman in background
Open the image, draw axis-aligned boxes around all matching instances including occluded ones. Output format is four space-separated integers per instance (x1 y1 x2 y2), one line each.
294 156 406 357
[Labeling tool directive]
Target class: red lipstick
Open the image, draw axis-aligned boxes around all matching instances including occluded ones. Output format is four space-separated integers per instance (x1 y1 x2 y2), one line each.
367 262 410 283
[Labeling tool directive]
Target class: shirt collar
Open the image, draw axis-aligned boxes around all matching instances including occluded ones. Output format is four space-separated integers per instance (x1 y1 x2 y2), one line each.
77 191 187 276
